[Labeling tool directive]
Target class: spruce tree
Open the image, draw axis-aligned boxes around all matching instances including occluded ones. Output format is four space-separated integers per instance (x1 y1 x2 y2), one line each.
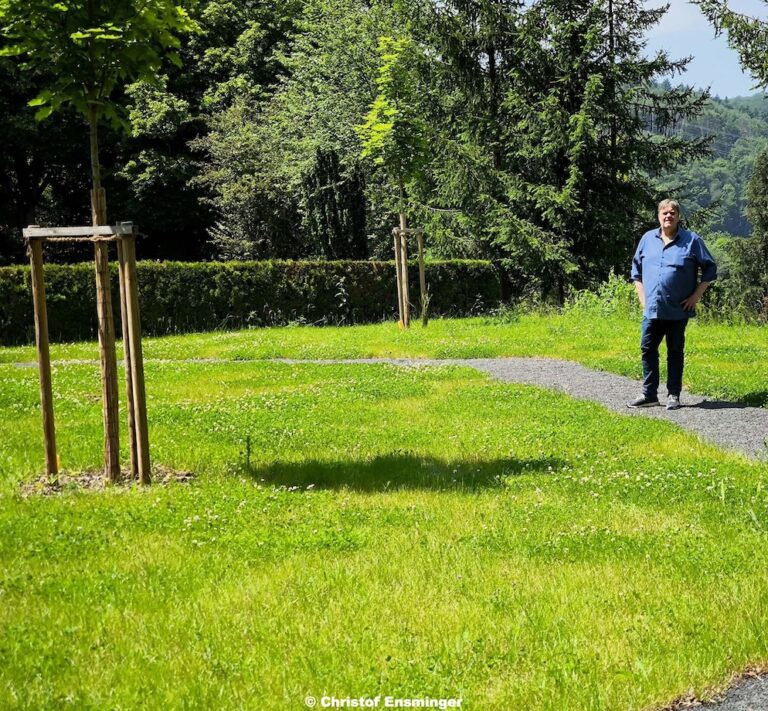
420 0 710 297
507 0 710 292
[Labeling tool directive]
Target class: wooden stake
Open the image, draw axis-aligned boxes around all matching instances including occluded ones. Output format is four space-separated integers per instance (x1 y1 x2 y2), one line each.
92 188 120 482
117 236 138 478
122 233 151 485
416 230 428 326
28 235 58 478
399 215 410 328
393 228 404 328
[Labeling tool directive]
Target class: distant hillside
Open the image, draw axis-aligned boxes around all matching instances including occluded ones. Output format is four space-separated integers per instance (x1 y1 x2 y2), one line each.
723 93 768 117
653 90 768 236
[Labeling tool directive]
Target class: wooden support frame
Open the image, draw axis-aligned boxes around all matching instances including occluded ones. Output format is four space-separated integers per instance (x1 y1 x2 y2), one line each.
393 227 428 328
27 236 57 477
22 222 151 485
392 228 405 328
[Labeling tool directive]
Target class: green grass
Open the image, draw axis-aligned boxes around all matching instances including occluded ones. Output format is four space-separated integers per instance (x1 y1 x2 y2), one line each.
1 312 765 405
1 319 768 709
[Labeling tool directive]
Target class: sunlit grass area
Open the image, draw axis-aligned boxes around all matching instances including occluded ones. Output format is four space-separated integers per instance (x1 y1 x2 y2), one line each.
1 312 765 406
1 320 767 709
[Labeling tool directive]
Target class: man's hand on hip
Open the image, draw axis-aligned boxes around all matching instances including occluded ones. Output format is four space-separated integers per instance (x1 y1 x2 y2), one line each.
680 293 701 311
680 281 712 312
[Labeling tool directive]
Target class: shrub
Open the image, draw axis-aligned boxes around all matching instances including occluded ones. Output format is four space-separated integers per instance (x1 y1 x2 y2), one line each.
0 259 502 345
564 271 642 319
704 234 768 323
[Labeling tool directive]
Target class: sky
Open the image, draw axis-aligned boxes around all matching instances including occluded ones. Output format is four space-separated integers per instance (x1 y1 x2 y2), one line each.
644 0 768 98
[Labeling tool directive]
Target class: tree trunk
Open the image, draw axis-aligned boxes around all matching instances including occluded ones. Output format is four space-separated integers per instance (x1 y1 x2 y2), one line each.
88 105 121 483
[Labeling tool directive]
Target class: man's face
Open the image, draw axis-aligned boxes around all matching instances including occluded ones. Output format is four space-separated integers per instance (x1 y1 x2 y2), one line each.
658 205 680 233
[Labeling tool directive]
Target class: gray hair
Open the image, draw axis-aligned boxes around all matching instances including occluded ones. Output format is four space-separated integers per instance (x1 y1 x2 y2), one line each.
657 199 680 214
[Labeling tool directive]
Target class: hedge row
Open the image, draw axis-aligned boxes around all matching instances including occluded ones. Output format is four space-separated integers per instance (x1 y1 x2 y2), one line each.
0 260 502 345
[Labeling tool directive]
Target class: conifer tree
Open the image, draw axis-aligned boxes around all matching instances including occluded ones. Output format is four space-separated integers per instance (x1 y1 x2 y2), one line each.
508 0 709 292
420 0 710 296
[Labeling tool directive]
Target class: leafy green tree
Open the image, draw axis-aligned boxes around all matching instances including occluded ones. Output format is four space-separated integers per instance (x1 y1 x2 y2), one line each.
302 149 367 259
197 0 404 259
748 148 768 235
0 0 197 223
410 0 527 262
0 57 90 263
193 0 301 110
195 98 308 260
528 0 709 289
96 0 302 260
111 75 212 260
357 36 430 230
703 149 768 321
744 148 768 316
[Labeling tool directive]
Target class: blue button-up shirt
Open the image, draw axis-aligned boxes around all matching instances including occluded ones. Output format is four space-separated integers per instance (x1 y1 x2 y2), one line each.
631 227 717 320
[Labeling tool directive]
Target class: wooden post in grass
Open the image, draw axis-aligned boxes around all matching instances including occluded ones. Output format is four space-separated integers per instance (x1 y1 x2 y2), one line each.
415 229 428 326
28 232 58 479
23 223 151 484
91 189 121 482
393 227 405 328
121 227 151 485
116 232 138 478
398 215 411 329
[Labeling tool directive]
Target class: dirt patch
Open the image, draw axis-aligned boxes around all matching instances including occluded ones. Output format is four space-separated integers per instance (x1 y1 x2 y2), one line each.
19 465 194 497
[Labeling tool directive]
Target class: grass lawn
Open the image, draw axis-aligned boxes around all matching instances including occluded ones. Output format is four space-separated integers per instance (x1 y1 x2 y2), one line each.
1 312 766 406
1 317 768 709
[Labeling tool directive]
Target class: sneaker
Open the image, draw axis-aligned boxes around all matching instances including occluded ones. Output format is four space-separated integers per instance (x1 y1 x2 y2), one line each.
628 394 660 408
666 394 682 411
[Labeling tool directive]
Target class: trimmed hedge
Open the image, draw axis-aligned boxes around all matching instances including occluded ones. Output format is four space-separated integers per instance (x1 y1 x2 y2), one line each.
0 260 502 345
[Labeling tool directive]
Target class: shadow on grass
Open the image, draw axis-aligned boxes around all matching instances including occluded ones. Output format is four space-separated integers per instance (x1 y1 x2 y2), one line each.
694 391 768 409
690 395 768 410
234 454 566 492
742 391 768 408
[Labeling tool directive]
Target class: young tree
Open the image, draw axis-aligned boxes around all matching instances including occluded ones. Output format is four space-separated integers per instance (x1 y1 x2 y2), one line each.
358 37 429 231
1 0 196 481
357 36 431 326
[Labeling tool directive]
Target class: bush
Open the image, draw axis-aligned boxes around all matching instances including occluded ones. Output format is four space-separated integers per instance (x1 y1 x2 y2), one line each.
0 259 502 345
564 271 642 319
704 234 768 323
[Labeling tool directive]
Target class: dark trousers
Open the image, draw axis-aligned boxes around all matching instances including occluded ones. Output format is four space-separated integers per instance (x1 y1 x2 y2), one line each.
640 317 688 398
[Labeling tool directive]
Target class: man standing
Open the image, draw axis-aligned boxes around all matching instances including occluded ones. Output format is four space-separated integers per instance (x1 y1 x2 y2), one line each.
628 199 717 410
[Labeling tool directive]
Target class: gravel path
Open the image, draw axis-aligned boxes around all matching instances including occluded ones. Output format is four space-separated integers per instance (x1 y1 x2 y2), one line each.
465 357 768 460
695 675 768 711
